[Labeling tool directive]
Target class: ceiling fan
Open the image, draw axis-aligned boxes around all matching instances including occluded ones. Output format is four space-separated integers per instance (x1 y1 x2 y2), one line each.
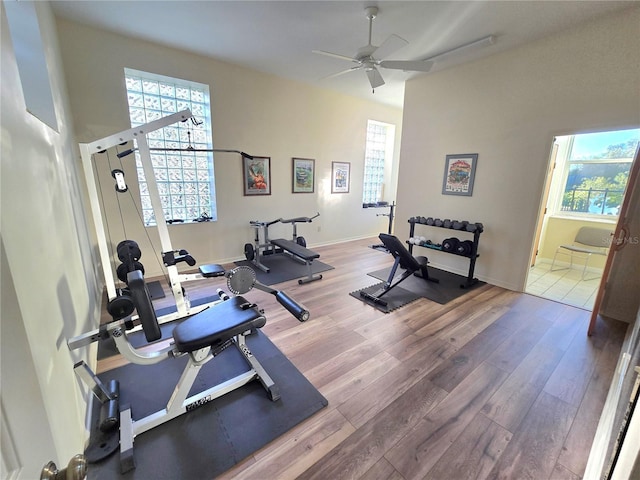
312 6 434 90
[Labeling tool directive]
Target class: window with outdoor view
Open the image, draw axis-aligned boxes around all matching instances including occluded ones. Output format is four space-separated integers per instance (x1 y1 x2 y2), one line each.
124 68 217 226
559 128 639 217
363 120 395 206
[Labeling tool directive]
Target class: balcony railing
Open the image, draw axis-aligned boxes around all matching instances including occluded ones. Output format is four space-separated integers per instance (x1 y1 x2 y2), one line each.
562 187 623 215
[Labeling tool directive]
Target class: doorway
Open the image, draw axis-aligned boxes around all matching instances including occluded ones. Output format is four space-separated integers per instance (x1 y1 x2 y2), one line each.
526 128 640 310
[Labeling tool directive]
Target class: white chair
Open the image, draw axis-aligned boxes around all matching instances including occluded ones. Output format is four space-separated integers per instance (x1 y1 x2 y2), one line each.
551 226 612 279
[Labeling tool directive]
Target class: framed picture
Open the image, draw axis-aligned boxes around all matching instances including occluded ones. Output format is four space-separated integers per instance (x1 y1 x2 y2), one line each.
243 156 271 196
442 153 478 196
292 158 315 193
331 161 350 194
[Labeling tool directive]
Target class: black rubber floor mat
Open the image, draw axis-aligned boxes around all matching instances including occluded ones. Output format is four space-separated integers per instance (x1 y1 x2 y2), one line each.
367 265 485 305
87 330 327 479
350 282 422 313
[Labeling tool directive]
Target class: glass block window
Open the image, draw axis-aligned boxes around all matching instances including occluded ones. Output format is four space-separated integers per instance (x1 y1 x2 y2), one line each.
124 68 217 226
363 120 395 205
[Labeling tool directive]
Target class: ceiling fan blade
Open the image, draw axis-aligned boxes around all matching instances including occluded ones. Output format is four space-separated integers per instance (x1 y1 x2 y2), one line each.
312 50 358 63
366 68 385 89
379 59 434 72
373 34 409 60
323 66 361 80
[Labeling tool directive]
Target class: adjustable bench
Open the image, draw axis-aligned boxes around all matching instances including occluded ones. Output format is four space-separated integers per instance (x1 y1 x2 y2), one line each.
360 233 439 307
270 238 322 284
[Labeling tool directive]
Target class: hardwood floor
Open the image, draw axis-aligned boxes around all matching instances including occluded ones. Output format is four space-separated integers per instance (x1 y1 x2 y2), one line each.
101 237 627 479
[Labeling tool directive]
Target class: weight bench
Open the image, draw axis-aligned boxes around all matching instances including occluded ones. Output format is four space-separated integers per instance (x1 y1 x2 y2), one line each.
69 266 309 473
270 238 322 284
360 233 438 307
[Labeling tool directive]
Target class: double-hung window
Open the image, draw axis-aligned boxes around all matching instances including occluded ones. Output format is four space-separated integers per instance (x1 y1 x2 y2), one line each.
124 68 217 226
363 120 395 206
557 128 639 217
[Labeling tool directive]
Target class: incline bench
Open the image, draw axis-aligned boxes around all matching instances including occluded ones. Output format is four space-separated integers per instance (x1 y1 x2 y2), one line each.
270 238 322 284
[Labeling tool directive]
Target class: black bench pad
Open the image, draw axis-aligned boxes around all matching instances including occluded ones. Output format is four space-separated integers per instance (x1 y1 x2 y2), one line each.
199 264 225 277
172 296 266 352
271 239 320 261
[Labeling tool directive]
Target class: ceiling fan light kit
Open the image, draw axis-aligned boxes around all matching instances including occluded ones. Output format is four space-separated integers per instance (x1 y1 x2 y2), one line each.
313 6 495 92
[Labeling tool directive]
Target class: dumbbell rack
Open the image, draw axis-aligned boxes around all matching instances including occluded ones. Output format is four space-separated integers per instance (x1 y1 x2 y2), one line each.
407 217 482 288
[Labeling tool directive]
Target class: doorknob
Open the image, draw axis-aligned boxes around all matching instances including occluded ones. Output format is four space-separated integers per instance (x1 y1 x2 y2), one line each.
40 454 87 480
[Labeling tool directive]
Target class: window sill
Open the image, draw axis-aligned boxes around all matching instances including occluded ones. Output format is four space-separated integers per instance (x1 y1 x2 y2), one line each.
548 213 618 225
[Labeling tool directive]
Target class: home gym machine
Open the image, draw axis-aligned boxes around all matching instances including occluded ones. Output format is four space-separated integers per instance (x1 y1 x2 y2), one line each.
69 264 309 472
79 109 260 323
244 212 322 284
359 233 438 307
72 109 311 472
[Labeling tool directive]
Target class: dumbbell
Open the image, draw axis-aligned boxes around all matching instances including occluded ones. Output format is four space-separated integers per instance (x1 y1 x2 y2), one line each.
426 217 434 226
456 240 474 256
443 219 452 229
442 237 460 252
465 222 484 233
452 220 469 230
434 218 444 227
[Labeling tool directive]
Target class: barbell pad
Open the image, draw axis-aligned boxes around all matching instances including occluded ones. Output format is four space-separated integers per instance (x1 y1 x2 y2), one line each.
127 270 161 342
275 291 309 322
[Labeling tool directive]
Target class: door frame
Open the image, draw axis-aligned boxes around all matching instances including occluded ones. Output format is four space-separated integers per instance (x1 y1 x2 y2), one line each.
588 146 640 335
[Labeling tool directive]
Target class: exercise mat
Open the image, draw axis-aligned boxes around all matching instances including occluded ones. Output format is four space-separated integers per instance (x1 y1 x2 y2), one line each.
235 253 334 285
367 265 485 305
368 244 390 254
87 330 328 480
97 295 218 360
349 282 421 313
146 280 166 299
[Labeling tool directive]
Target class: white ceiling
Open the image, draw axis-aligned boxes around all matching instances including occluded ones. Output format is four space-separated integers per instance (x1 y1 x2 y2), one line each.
50 0 635 109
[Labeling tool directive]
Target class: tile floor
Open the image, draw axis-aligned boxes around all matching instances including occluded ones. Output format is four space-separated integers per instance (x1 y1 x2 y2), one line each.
525 260 603 310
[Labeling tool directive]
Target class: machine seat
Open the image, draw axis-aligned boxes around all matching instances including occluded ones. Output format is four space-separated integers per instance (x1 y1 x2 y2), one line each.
172 296 266 352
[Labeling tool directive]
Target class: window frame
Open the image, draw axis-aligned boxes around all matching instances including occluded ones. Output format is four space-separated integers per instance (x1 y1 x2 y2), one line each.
363 120 396 206
552 132 637 220
124 68 217 226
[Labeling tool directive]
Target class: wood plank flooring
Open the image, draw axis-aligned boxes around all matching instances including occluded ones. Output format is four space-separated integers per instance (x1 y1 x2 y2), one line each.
100 237 627 479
